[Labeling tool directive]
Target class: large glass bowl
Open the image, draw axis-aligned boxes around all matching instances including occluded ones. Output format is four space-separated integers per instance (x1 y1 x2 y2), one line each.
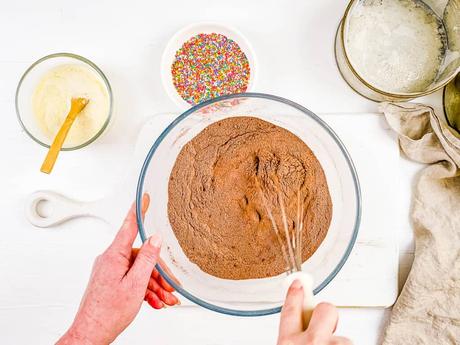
136 93 361 316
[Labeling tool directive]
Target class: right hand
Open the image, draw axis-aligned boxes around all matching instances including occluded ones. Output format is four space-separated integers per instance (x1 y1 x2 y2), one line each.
277 280 352 345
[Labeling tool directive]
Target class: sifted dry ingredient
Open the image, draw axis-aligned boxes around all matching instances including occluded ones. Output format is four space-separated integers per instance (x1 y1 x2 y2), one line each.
345 0 446 93
168 117 332 280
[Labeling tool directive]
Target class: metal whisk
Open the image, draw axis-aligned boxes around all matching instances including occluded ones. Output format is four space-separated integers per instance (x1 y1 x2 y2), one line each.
255 174 315 330
255 175 304 274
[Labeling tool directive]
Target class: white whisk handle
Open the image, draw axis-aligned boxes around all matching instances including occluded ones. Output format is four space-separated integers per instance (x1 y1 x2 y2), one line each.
284 271 315 330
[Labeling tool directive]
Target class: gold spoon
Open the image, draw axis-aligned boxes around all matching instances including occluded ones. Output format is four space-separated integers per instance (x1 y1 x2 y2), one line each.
40 97 89 174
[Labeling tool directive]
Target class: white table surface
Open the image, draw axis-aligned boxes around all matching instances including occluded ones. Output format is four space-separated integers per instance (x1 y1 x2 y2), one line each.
0 1 444 344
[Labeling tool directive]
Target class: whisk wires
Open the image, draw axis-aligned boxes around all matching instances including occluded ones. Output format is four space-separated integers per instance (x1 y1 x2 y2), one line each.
255 175 304 274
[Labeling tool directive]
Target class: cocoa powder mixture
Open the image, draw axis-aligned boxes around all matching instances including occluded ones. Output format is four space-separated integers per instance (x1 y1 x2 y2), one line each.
168 116 332 280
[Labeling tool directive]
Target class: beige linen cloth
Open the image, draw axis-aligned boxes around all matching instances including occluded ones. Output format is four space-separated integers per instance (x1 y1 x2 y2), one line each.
379 102 460 345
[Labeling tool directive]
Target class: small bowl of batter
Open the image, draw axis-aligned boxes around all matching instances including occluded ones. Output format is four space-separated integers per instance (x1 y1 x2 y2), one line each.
136 93 361 316
16 53 113 150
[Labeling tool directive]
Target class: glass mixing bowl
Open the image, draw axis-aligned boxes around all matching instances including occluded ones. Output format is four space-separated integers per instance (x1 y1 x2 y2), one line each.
136 93 361 316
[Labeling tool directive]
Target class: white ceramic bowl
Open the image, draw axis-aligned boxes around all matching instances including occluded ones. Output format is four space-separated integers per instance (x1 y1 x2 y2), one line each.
161 22 257 110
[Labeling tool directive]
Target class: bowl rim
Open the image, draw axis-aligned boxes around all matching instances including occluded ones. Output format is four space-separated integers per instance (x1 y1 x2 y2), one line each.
15 52 113 151
136 92 361 316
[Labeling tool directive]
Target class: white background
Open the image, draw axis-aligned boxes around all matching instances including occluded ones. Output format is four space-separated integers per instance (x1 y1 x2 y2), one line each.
0 0 443 344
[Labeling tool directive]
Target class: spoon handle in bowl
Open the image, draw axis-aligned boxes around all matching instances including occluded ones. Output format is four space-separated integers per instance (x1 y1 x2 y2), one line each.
40 97 88 174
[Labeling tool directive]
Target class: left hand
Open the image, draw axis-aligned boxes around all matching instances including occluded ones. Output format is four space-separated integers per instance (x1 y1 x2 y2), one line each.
57 194 179 345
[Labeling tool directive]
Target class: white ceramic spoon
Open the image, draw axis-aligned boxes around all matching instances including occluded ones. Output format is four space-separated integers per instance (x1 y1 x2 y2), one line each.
25 190 128 228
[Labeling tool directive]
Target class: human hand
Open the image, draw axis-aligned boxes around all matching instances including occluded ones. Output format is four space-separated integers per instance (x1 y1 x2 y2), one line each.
277 280 352 345
58 194 179 345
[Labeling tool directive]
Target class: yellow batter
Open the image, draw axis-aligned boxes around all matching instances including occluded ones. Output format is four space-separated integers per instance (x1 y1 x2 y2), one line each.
32 64 110 147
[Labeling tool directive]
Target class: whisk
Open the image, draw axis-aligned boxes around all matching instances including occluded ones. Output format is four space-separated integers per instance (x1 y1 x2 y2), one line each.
255 175 316 329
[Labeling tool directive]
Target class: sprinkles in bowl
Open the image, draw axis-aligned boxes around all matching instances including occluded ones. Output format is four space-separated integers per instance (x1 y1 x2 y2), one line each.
171 33 250 105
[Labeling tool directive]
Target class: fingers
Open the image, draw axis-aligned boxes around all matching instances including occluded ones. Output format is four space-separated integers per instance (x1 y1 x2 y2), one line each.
278 280 304 340
158 258 182 287
147 277 180 306
126 234 162 289
145 290 164 309
132 248 177 296
131 250 176 292
151 269 175 293
307 302 339 337
110 194 150 256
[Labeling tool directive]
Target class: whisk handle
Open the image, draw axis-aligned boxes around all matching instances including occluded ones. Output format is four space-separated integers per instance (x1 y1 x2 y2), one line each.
284 271 315 330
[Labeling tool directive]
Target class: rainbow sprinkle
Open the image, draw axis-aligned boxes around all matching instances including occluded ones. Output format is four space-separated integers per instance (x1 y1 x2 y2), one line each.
171 33 251 105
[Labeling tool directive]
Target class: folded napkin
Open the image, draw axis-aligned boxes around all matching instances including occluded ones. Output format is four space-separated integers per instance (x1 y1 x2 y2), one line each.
380 103 460 345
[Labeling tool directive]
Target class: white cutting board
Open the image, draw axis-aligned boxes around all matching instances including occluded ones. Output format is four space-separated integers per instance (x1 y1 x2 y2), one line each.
133 112 400 308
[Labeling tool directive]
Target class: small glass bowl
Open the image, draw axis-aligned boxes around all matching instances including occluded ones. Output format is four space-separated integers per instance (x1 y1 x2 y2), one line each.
15 52 113 150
